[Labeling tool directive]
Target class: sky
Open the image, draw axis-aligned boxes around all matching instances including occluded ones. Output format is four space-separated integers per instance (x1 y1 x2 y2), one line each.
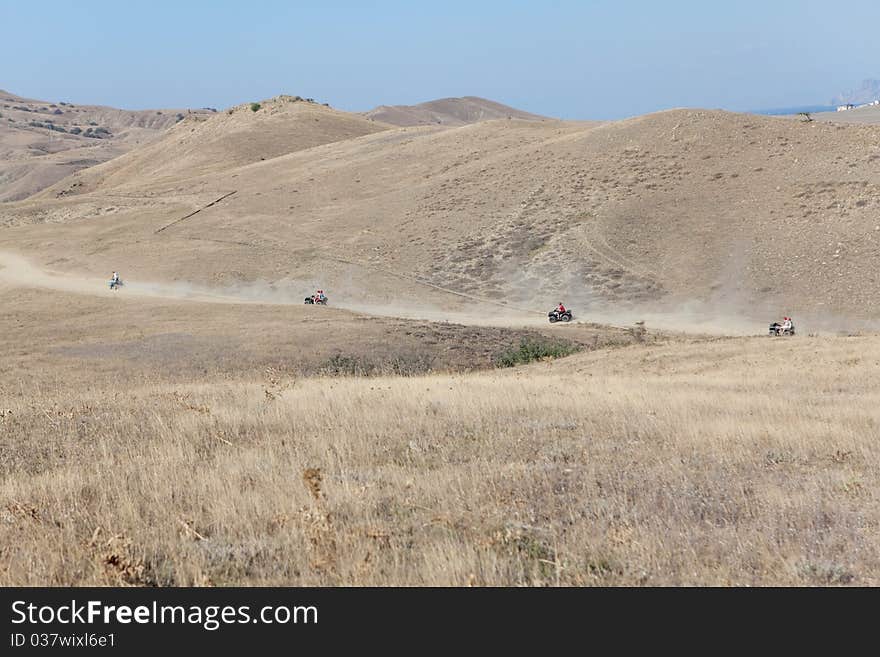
1 0 878 120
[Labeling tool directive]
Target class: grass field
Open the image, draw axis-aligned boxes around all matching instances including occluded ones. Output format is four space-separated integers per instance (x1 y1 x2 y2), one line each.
3 330 877 586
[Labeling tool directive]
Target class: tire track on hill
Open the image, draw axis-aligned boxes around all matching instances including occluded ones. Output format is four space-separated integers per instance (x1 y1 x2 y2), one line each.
153 190 237 234
312 250 546 317
594 235 662 281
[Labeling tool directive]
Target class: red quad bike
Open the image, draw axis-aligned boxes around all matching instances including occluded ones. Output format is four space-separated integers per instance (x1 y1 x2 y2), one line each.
304 294 328 305
548 308 572 323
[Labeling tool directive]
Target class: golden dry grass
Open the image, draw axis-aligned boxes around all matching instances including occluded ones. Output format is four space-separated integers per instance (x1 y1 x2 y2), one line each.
2 333 878 586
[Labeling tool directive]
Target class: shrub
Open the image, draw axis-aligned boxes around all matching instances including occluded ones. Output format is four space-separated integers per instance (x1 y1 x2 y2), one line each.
250 102 261 112
627 321 647 342
318 353 435 377
83 127 110 139
320 354 369 376
494 338 579 368
28 121 67 133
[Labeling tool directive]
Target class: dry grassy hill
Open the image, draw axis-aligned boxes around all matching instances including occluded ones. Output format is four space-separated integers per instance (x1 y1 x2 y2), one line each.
3 104 880 328
363 96 549 126
38 95 393 197
0 89 212 202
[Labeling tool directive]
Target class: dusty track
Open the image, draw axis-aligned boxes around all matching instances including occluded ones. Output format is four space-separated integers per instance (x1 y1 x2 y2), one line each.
0 250 765 334
0 251 248 304
0 250 550 328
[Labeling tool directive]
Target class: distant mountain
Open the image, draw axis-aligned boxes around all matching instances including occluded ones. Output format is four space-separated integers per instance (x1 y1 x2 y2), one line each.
831 79 880 106
362 96 548 127
0 89 213 202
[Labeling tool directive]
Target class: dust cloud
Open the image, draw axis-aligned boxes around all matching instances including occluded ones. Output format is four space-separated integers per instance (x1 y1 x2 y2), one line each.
0 250 873 335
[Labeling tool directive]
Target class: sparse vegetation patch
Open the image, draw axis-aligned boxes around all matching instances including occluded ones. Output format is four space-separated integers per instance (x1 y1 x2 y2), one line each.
318 352 436 376
494 338 580 367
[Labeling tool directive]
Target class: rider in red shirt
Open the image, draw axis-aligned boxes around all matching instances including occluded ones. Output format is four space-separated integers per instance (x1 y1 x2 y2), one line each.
557 302 566 313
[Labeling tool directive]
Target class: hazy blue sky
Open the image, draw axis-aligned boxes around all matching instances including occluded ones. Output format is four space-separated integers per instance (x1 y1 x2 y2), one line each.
2 1 878 119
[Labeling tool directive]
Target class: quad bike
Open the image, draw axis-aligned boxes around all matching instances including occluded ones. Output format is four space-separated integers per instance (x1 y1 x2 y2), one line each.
768 322 795 336
109 278 124 290
304 295 328 305
548 308 572 323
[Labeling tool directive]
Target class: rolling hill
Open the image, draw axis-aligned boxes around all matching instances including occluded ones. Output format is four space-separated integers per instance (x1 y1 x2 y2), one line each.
36 95 393 198
3 99 880 329
362 96 549 126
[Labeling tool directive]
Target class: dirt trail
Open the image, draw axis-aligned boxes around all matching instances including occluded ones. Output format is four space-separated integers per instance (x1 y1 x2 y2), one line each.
0 250 759 334
0 250 546 327
0 251 249 305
